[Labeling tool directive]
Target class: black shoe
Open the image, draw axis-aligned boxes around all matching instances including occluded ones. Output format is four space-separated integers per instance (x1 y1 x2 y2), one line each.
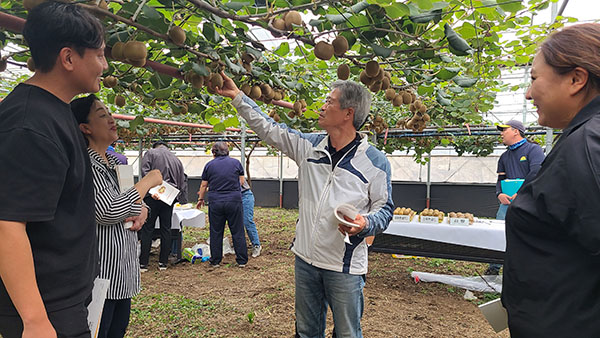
158 263 167 271
484 267 500 275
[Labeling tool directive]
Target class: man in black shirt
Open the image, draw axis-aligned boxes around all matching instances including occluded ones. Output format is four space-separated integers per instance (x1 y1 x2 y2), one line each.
0 2 107 337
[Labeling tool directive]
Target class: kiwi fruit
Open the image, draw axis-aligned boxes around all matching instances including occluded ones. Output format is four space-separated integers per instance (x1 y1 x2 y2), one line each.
209 73 223 91
332 36 349 56
365 61 380 78
272 112 281 122
103 76 118 88
314 41 334 61
272 90 282 101
409 103 417 113
372 68 384 81
423 113 431 122
241 52 254 64
359 70 372 86
128 58 146 67
23 0 45 11
241 83 251 96
272 18 286 31
411 92 417 102
293 101 302 115
249 85 262 100
369 81 382 93
114 95 126 107
190 73 204 89
168 26 186 45
300 99 307 108
381 77 390 90
260 83 273 98
111 42 125 61
392 94 403 107
384 88 396 101
337 64 350 80
414 100 423 109
123 41 147 62
283 11 302 30
402 92 412 105
26 57 35 72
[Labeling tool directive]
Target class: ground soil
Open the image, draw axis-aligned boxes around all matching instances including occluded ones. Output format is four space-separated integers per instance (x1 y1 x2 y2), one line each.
127 207 508 338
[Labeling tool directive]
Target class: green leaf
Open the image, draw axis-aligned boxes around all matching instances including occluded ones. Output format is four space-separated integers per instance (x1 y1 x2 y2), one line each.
325 13 352 24
498 0 523 12
458 22 476 39
224 57 244 74
203 23 220 43
444 23 473 55
409 9 442 23
417 85 434 95
515 55 530 64
192 63 210 77
153 87 174 99
208 116 221 125
441 138 450 146
384 3 409 19
371 44 393 58
224 1 251 11
435 67 460 80
213 122 226 133
350 0 370 13
413 0 433 10
347 14 369 28
309 19 326 26
130 115 146 129
224 116 239 127
274 42 290 56
454 76 478 87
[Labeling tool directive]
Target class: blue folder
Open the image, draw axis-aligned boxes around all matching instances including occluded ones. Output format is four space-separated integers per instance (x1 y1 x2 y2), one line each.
501 179 525 196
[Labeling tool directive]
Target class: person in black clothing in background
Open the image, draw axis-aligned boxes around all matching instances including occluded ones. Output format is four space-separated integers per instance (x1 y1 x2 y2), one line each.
138 141 188 272
485 120 544 275
196 142 248 268
502 23 600 337
0 2 107 337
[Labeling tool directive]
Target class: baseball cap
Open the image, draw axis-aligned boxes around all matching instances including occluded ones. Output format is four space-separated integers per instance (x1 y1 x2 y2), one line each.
152 140 169 148
497 120 525 133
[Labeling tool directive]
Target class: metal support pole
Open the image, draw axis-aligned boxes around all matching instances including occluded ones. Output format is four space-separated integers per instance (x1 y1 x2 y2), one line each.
240 123 247 173
138 138 143 179
426 153 431 209
279 150 284 208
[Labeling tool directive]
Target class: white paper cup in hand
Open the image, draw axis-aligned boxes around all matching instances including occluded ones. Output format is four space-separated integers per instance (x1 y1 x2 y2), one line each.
334 204 360 228
123 221 133 229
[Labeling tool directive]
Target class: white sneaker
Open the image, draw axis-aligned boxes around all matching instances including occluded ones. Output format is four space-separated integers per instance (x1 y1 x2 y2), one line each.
252 245 262 258
140 265 148 273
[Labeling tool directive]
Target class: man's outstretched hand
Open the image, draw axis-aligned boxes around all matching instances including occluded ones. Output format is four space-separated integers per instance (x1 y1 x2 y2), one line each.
214 71 241 99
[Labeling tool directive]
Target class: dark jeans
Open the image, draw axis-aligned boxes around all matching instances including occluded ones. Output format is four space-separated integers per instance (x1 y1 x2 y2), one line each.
0 299 91 338
139 197 174 266
208 200 248 265
98 298 131 338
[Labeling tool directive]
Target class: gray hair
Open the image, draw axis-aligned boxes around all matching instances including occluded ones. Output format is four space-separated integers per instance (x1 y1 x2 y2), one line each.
331 80 372 130
211 141 229 157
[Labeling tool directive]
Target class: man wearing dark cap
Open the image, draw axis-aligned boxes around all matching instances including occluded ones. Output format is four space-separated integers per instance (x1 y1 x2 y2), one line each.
487 120 544 275
138 141 188 272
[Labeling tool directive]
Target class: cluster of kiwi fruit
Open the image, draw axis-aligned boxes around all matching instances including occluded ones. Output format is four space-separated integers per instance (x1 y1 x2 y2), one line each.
111 41 147 67
359 61 391 93
419 208 445 223
271 10 302 31
267 109 281 123
314 36 349 61
447 212 475 224
393 207 416 218
240 82 286 104
287 99 306 119
240 52 255 73
395 99 430 132
362 115 388 134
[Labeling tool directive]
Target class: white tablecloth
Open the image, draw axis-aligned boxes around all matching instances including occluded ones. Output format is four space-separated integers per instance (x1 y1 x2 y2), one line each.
383 219 505 252
155 208 206 230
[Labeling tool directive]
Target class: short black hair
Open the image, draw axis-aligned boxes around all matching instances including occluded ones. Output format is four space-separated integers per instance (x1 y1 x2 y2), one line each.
23 1 105 73
70 94 99 124
212 141 229 157
153 141 169 148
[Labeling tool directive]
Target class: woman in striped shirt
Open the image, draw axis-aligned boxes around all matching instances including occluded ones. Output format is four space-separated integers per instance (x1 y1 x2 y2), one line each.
71 95 162 338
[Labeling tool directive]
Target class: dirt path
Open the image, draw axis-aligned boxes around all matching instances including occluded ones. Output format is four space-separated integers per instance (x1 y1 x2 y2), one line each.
127 208 508 337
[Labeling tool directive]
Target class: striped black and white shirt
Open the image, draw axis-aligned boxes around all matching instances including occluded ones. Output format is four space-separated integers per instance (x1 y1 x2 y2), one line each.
89 148 144 300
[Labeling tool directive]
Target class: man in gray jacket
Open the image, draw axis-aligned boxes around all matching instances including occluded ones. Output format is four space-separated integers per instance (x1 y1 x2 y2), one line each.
138 141 188 271
214 73 393 338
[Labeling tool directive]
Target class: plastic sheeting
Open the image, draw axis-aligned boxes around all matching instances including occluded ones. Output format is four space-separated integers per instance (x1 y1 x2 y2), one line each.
411 271 502 293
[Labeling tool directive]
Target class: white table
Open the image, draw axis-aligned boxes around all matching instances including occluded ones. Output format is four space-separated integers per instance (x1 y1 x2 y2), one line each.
155 207 206 230
383 219 505 252
371 219 505 264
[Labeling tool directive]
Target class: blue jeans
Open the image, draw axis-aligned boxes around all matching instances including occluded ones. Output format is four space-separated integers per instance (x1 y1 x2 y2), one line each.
242 189 260 246
487 203 509 273
295 256 365 338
